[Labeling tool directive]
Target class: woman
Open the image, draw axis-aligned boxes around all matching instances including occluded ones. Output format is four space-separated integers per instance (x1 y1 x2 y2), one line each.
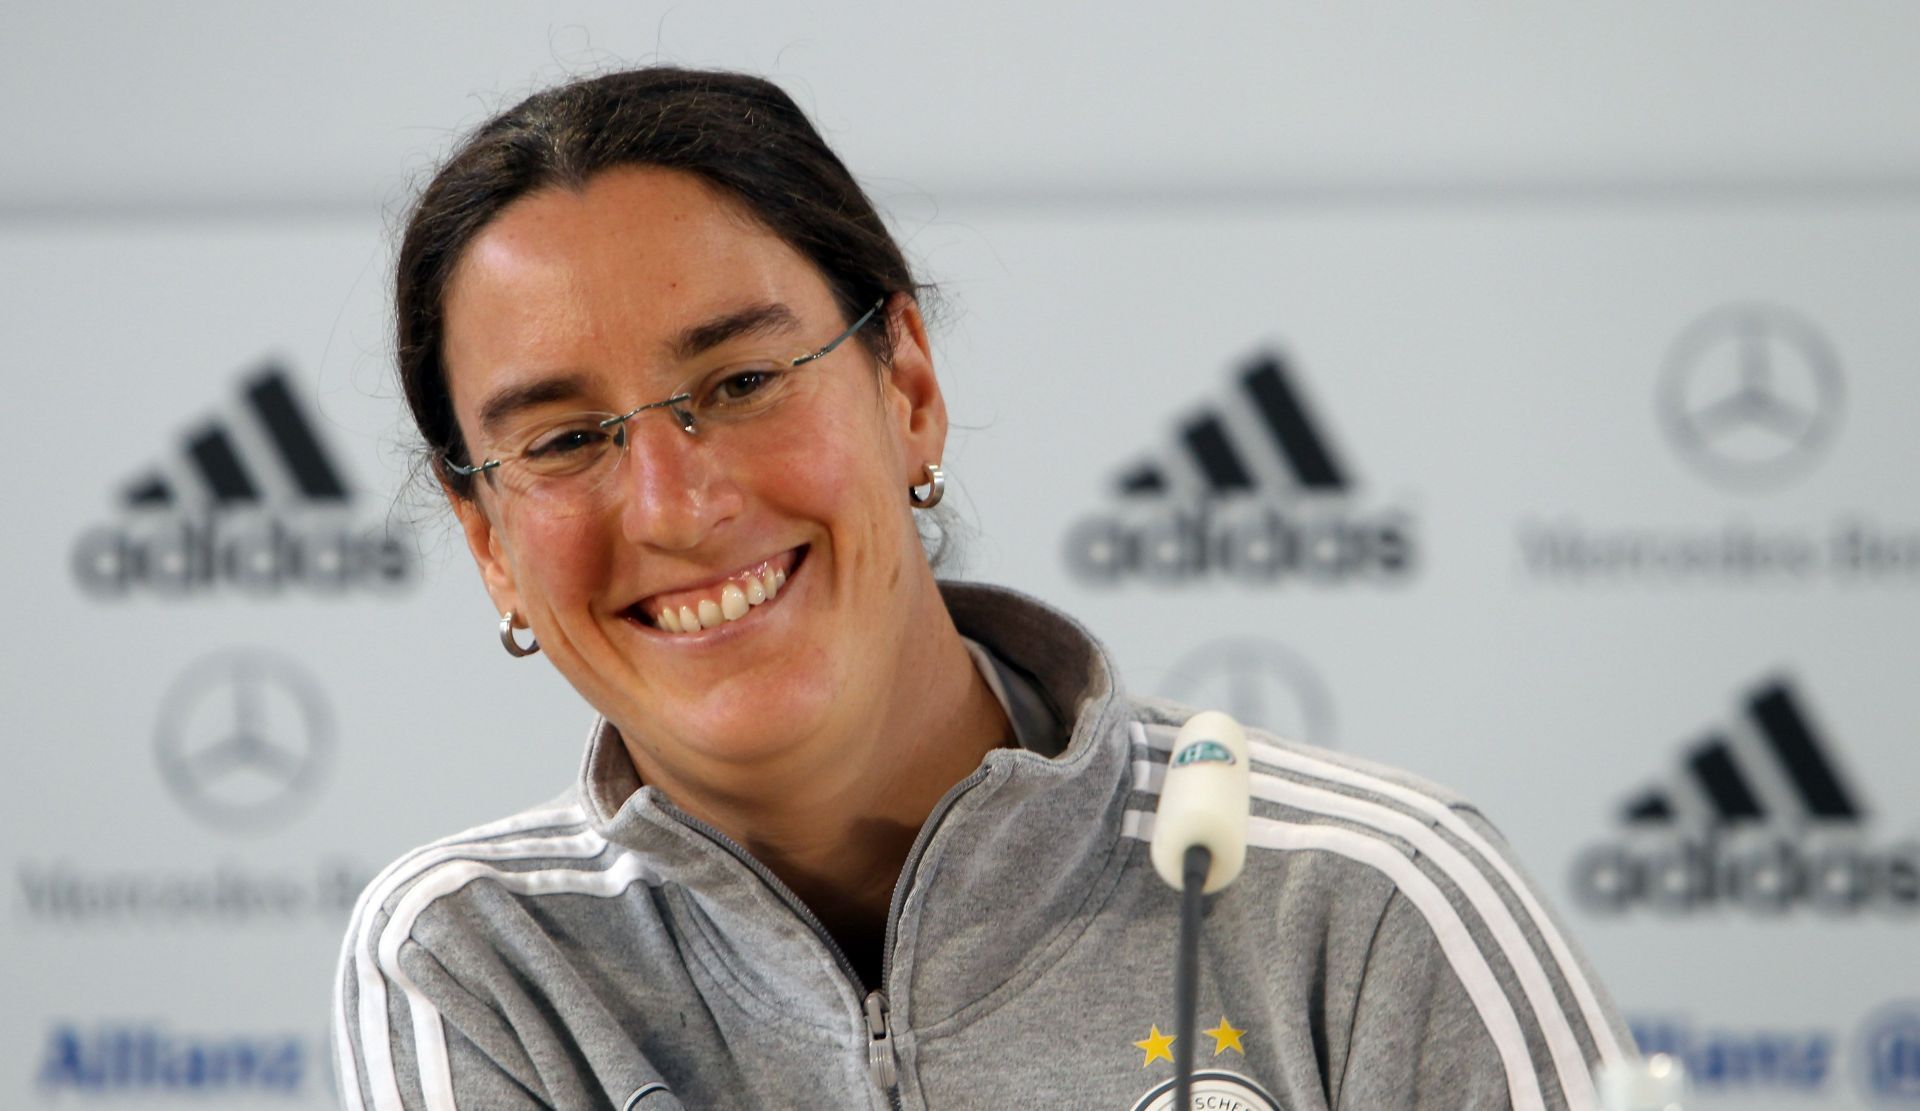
336 68 1633 1110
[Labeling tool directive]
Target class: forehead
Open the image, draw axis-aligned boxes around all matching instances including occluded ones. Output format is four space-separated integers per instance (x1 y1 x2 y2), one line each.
440 167 833 413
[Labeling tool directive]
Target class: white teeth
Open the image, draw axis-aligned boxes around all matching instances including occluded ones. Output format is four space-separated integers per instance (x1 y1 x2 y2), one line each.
651 561 793 635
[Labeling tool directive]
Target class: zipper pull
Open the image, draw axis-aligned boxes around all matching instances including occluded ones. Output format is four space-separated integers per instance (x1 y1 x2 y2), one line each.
864 989 898 1093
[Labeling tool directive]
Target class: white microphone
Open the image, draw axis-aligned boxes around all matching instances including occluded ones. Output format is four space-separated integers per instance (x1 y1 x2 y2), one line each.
1597 1054 1687 1111
1153 711 1252 1111
1151 710 1252 894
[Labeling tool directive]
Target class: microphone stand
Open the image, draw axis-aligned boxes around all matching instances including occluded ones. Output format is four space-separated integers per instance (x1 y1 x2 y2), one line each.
1174 844 1211 1111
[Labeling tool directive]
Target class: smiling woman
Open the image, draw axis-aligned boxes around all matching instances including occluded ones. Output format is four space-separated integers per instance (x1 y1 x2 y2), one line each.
334 68 1637 1110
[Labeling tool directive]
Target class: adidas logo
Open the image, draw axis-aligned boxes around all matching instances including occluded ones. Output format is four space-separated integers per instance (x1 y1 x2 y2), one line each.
1620 679 1861 827
1571 675 1919 916
70 362 418 598
121 366 351 509
1114 353 1350 498
1064 349 1416 584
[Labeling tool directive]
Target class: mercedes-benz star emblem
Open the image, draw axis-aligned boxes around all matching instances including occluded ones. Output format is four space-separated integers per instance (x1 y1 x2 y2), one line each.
154 648 334 830
1160 637 1334 746
1657 303 1844 490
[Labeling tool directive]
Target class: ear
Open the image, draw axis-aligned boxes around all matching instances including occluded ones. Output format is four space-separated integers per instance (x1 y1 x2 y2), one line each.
446 481 522 618
878 294 948 479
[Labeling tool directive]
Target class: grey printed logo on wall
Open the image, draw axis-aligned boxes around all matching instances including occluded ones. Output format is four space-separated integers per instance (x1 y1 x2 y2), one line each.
1571 674 1920 916
1066 350 1416 585
1658 303 1844 491
155 649 333 831
1519 297 1917 583
1160 637 1334 747
70 360 418 597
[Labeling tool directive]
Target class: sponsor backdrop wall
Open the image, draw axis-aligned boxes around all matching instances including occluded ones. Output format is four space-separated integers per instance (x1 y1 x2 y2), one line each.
6 8 1920 1110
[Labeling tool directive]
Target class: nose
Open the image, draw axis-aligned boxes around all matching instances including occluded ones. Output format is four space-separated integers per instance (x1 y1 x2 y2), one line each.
613 411 740 550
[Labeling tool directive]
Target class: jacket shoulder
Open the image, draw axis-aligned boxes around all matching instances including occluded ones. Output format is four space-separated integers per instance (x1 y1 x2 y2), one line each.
1127 694 1634 1110
344 790 599 941
1129 693 1483 817
332 791 611 1108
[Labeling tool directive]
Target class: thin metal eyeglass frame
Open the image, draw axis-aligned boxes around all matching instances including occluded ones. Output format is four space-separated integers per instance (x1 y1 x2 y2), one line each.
445 297 885 480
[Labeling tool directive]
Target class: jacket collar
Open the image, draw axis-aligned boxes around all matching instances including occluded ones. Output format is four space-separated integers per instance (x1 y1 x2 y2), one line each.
894 583 1138 1029
571 581 1137 1026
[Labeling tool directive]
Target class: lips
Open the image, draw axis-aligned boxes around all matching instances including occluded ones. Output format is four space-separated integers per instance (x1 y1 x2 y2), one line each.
627 546 804 635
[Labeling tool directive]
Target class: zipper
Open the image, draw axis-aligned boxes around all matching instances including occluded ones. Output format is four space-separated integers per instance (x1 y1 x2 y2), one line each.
658 763 993 1108
659 801 868 986
877 765 992 990
864 989 898 1096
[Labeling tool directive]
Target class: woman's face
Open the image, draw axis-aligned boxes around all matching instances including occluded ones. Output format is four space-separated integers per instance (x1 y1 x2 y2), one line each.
440 167 947 777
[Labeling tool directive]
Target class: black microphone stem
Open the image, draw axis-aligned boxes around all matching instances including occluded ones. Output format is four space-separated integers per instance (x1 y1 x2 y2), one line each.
1175 843 1211 1111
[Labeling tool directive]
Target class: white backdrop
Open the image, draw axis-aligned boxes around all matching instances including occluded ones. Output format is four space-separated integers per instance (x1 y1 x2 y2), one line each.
5 6 1920 1109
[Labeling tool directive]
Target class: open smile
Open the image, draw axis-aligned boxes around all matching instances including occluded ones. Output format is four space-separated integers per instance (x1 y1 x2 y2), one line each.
624 546 806 635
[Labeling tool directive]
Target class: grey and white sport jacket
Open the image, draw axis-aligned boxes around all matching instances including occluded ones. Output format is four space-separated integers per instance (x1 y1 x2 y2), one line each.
334 582 1633 1109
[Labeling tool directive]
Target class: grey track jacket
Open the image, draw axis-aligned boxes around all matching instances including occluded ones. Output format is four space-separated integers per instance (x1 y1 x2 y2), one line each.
334 583 1634 1110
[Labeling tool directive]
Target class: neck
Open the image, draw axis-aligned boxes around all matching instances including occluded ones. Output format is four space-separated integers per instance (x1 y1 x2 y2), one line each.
625 585 1011 986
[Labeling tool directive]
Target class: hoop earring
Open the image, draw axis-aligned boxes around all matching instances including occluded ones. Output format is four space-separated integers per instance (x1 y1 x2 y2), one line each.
909 462 946 509
499 611 541 658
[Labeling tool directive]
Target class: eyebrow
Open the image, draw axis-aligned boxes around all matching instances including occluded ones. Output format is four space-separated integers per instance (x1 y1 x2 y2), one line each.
472 302 805 436
476 375 594 437
668 301 800 362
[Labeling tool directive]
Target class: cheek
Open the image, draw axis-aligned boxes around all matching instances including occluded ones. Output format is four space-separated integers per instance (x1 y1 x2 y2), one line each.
502 513 616 608
752 411 904 536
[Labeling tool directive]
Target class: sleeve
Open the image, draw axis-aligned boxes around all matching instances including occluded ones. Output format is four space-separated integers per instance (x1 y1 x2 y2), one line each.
1332 806 1637 1111
332 910 551 1111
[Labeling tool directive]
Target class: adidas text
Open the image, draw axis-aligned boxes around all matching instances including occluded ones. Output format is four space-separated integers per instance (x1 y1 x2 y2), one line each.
1065 501 1415 584
72 513 416 596
1573 832 1920 915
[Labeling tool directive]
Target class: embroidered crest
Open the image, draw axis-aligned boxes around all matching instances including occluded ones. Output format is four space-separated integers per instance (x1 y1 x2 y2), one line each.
1127 1069 1281 1111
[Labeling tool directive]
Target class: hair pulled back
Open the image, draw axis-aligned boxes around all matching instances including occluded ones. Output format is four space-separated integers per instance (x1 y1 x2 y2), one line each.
396 67 917 497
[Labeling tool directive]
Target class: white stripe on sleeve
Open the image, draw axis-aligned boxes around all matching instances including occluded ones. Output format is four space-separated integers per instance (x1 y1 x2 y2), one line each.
1124 809 1548 1111
334 805 590 1111
1133 758 1597 1111
352 822 606 1111
1135 722 1626 1070
375 851 665 1110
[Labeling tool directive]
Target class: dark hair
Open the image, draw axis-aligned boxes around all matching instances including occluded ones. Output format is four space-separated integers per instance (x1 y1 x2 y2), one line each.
396 67 918 497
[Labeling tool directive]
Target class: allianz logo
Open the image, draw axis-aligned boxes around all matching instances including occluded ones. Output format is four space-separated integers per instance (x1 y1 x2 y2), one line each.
1065 350 1417 586
1571 676 1920 915
1630 1017 1832 1093
38 1023 310 1094
1632 1004 1920 1103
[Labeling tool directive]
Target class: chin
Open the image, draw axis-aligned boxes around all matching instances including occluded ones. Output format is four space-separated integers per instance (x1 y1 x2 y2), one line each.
641 663 846 771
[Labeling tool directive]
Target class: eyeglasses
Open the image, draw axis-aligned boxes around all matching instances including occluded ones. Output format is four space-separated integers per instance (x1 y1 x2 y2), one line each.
446 299 884 518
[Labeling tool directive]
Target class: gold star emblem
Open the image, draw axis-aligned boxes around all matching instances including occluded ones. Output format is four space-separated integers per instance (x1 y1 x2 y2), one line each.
1133 1024 1176 1067
1205 1016 1246 1056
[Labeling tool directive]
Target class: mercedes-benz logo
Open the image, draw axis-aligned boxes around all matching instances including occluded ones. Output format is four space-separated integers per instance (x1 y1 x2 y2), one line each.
1657 303 1844 490
154 648 333 831
1159 637 1334 746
